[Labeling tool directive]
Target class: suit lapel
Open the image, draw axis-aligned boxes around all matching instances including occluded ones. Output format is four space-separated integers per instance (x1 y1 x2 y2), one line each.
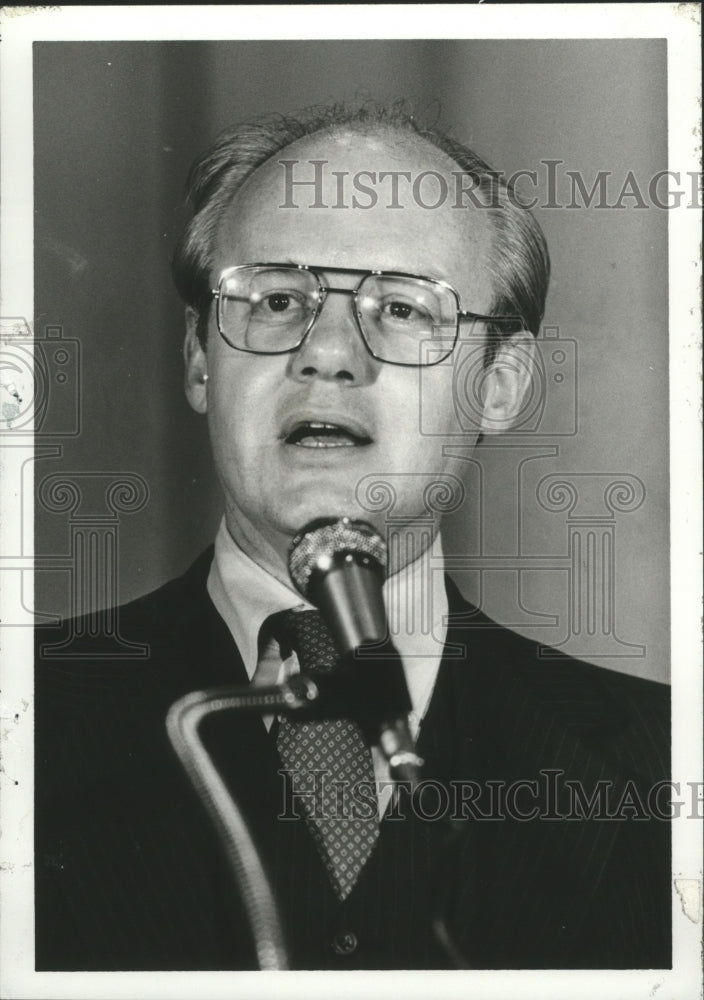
416 577 632 965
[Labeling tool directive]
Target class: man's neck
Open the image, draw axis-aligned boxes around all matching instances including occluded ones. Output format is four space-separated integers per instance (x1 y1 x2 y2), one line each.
223 510 443 584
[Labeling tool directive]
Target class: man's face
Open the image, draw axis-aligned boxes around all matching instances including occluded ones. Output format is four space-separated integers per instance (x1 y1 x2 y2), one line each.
186 130 496 580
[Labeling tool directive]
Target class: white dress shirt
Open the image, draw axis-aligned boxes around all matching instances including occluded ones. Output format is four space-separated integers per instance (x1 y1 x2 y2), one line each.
207 517 449 816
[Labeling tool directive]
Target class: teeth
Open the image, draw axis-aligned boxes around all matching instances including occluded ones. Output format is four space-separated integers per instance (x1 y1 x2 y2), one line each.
286 421 369 447
298 439 354 447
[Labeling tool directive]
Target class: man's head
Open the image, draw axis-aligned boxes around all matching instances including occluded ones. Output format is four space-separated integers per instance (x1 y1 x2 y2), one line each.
173 102 550 580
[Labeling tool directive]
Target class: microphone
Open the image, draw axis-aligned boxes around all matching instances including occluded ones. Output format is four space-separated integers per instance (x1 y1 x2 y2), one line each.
288 517 424 789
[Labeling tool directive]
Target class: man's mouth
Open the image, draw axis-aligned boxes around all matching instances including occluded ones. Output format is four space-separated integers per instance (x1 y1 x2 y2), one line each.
283 420 373 449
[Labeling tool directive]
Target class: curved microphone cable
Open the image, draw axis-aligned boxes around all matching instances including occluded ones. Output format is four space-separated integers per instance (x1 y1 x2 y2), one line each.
166 678 317 971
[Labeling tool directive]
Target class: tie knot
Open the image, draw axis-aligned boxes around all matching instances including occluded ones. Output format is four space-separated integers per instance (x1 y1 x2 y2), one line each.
267 609 340 675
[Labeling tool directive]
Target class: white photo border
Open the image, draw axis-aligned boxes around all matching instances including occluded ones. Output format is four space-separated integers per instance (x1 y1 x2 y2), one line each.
1 5 701 999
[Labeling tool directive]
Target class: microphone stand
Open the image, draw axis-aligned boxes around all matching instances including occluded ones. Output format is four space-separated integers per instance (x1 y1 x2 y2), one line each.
167 671 465 971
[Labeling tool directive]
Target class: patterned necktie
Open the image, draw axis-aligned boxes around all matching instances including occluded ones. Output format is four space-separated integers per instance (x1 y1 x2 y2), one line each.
271 609 379 900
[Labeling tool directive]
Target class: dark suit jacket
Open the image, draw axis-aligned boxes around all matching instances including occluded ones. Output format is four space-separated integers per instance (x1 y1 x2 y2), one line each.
35 548 671 971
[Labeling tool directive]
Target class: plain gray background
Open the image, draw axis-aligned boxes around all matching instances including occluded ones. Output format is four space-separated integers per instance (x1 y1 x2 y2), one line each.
33 40 669 681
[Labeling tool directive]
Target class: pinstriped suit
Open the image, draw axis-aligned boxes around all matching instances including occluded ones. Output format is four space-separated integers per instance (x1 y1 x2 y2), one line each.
35 548 671 970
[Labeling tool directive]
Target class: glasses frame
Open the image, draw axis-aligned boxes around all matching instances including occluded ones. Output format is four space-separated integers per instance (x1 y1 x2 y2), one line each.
210 262 526 368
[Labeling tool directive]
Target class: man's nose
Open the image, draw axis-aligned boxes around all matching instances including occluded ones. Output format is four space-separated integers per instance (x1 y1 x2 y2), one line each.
289 291 376 385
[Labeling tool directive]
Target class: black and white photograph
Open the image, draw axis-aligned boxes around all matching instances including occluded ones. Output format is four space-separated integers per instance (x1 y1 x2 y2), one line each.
0 5 701 999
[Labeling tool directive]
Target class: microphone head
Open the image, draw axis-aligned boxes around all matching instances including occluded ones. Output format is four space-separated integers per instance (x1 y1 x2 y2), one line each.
288 517 387 600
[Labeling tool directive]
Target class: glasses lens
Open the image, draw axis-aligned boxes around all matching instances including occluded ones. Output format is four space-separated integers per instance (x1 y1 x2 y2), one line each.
218 267 318 352
356 275 458 364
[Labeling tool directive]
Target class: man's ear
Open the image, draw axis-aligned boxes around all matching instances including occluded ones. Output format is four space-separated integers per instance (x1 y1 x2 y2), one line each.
183 308 208 414
480 330 537 435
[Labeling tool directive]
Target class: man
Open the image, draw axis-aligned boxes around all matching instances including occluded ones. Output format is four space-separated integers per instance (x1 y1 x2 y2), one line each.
35 102 670 971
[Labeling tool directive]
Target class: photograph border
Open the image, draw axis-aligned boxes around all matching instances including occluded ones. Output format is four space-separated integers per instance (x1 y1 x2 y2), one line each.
1 5 701 999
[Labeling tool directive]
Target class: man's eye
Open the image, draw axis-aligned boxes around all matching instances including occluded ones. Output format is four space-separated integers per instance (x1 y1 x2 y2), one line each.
250 289 308 319
380 298 431 325
387 300 414 320
264 292 294 312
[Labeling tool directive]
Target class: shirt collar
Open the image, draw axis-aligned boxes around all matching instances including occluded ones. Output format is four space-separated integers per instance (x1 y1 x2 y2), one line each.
207 517 312 674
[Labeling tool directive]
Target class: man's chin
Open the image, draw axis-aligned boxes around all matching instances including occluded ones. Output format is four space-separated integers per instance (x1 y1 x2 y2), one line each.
282 497 370 537
275 481 435 541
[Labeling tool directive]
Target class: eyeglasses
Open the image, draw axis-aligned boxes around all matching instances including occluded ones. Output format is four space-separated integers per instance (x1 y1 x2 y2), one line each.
210 263 525 367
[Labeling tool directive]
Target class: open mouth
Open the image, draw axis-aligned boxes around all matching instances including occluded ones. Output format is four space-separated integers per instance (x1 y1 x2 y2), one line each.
284 421 372 448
